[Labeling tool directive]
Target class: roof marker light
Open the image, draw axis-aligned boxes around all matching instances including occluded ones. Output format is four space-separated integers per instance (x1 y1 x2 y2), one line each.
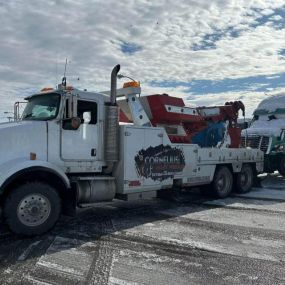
123 81 140 88
41 87 54 92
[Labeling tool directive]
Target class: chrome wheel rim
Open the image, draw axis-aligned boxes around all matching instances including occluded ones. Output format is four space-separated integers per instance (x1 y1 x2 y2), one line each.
17 194 51 227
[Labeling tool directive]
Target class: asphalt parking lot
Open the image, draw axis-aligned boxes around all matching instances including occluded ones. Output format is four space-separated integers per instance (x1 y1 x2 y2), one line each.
0 173 285 285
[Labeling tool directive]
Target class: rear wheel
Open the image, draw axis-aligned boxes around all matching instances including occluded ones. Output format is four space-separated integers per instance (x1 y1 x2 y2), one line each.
212 166 233 198
277 156 285 176
235 164 254 193
4 182 61 236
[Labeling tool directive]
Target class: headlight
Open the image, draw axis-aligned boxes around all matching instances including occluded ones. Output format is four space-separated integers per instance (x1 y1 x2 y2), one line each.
278 145 284 151
274 144 285 152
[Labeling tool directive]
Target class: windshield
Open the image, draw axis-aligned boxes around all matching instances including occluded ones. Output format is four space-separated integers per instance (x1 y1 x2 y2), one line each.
22 93 61 121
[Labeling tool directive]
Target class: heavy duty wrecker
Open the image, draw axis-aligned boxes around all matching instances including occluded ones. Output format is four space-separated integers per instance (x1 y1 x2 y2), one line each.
0 65 263 235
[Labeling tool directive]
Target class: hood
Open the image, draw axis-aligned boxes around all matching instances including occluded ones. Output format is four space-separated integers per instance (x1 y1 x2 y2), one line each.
0 121 48 164
255 92 285 115
242 118 285 137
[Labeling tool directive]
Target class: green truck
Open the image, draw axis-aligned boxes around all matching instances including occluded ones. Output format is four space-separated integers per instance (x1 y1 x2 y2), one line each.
241 93 285 175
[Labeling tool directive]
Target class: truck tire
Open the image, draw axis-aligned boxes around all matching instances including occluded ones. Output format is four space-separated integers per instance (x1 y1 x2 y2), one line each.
3 182 61 236
212 166 233 198
235 164 254 193
278 156 285 177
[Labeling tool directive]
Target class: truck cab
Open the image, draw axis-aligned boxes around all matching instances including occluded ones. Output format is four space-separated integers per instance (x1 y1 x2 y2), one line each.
241 93 285 175
20 87 109 172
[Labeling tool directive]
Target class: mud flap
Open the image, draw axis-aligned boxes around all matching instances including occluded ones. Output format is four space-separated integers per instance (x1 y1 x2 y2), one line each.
61 182 77 217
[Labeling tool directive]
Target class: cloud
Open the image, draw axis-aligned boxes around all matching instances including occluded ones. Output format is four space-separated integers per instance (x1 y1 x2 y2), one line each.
0 0 285 122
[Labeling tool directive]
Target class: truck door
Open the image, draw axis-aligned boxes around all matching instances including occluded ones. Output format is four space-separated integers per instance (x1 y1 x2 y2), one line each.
61 99 100 161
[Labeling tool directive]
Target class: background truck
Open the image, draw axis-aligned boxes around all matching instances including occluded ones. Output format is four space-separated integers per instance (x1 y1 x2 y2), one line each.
0 65 263 235
241 93 285 175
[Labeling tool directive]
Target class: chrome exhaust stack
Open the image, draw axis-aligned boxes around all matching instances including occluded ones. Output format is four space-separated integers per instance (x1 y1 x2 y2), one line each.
110 64 120 105
104 65 120 169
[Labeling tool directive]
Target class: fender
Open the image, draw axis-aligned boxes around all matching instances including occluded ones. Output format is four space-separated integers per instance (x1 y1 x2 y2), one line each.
0 158 70 194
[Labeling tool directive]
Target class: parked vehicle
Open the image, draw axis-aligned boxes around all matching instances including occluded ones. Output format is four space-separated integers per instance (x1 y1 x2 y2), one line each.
241 93 285 175
0 65 263 235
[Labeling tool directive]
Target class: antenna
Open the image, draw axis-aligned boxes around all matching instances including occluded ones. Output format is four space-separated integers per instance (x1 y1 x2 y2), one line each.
62 58 68 87
55 59 58 88
64 58 68 78
55 55 58 88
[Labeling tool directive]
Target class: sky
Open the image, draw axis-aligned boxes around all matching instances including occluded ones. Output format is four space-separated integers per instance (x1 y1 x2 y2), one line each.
1 0 285 121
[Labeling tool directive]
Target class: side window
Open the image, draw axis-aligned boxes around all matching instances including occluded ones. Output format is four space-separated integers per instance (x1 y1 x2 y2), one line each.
65 99 70 119
77 100 97 125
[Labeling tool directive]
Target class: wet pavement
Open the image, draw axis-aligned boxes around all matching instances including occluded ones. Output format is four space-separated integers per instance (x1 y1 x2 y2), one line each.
0 173 285 284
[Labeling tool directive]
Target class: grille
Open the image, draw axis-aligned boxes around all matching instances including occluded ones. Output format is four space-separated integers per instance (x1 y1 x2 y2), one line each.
260 136 270 152
241 135 270 153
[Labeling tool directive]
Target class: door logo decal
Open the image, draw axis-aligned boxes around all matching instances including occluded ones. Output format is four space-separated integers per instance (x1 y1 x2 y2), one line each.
135 144 185 181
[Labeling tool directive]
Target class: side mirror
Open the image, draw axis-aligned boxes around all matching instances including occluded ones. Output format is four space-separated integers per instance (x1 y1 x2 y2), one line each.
62 117 81 130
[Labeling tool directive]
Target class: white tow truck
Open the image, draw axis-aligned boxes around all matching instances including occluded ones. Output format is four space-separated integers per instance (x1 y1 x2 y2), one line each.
0 65 263 235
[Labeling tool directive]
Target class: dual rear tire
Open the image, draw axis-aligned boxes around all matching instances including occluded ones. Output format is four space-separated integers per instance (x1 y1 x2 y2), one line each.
212 164 254 198
235 164 254 194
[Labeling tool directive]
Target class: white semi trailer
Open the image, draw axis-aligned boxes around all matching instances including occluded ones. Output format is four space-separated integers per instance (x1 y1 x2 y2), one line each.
0 65 263 235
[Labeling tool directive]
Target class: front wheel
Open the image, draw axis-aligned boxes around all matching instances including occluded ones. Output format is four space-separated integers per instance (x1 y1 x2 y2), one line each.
4 182 61 236
212 166 233 198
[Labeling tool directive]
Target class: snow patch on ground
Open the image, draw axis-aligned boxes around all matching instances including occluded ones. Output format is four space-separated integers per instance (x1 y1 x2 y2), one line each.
236 188 285 201
36 236 94 279
204 197 285 213
109 277 140 285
